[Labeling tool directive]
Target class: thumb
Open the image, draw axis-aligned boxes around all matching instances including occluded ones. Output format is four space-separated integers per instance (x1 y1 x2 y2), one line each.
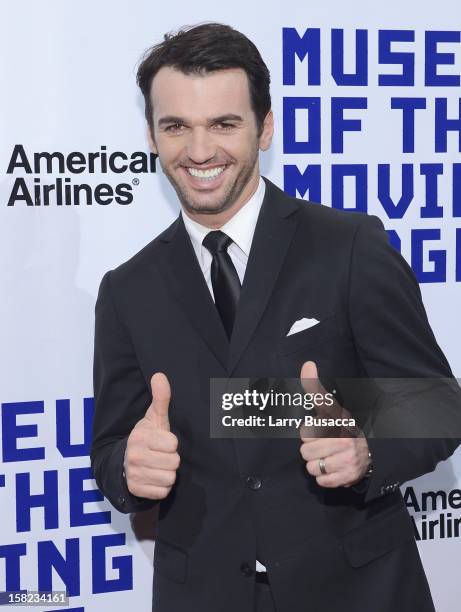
299 360 337 440
300 360 336 415
300 360 325 399
145 372 171 430
299 361 357 440
300 360 319 385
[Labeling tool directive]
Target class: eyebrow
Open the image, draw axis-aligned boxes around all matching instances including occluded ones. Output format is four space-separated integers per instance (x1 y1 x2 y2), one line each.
157 113 244 127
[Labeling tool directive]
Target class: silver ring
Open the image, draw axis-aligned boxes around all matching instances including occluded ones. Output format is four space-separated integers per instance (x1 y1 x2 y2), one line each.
319 457 327 475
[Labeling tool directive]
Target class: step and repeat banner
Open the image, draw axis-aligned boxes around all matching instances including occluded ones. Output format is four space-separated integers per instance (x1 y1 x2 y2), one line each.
1 0 460 610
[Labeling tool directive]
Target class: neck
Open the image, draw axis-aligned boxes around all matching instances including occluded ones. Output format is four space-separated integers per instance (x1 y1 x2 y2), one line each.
182 167 260 229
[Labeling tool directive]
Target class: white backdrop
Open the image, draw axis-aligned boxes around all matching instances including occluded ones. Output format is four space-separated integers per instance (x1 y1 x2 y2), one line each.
1 1 460 610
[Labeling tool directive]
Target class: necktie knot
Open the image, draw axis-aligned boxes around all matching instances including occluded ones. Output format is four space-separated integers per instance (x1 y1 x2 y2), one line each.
202 230 232 255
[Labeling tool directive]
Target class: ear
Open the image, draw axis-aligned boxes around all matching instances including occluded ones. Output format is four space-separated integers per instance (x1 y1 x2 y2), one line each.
258 110 274 151
146 124 158 155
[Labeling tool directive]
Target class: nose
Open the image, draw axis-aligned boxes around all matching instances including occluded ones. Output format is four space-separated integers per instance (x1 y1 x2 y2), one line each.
186 127 216 164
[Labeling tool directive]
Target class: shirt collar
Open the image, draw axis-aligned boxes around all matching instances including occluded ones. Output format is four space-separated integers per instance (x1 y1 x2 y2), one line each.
182 175 266 264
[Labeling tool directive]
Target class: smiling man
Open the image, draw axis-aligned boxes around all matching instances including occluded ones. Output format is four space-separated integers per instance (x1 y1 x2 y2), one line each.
91 22 460 612
148 67 269 226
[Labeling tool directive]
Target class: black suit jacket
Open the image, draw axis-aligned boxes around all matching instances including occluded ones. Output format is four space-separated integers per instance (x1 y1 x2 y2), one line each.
91 176 461 612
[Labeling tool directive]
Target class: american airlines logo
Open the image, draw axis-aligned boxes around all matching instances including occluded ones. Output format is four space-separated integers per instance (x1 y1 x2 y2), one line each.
405 486 461 541
5 144 157 206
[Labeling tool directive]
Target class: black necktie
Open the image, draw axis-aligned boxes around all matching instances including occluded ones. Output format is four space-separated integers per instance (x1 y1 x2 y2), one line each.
202 230 241 338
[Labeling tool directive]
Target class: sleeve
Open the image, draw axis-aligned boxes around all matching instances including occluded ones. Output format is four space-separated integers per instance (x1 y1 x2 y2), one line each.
91 270 158 513
346 215 461 503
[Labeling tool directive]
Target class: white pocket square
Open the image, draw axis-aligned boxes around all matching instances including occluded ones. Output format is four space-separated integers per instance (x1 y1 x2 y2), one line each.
287 317 320 336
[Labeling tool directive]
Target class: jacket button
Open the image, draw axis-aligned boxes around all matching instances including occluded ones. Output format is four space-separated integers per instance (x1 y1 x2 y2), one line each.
240 562 254 577
245 476 262 490
118 495 126 505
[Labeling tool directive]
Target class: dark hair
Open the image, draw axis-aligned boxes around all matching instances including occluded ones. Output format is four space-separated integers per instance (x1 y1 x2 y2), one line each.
136 22 271 136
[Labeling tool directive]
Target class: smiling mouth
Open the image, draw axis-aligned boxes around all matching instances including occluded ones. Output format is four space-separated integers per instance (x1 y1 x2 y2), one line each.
185 165 227 181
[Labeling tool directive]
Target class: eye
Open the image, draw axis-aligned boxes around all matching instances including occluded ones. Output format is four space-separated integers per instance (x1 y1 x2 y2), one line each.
214 122 235 130
165 123 185 133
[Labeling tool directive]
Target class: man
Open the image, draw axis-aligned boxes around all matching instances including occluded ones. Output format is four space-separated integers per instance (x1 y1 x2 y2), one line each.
91 23 461 612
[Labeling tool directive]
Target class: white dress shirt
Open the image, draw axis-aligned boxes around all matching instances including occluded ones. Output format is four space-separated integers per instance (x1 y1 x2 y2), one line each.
182 175 266 301
182 175 267 572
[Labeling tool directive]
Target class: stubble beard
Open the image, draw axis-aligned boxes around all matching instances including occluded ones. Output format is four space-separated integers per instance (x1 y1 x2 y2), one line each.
160 143 260 216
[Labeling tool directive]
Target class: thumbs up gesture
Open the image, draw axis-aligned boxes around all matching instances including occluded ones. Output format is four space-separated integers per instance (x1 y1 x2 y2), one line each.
124 372 180 500
299 361 371 488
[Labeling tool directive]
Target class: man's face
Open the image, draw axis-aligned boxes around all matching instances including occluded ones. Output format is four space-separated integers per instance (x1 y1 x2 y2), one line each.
147 66 273 219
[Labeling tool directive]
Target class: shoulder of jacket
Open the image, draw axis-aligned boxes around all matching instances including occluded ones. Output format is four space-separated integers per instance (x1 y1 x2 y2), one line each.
106 217 178 285
295 196 375 230
263 176 374 232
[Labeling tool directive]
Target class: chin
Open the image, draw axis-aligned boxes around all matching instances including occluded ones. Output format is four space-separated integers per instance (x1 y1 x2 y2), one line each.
184 200 229 215
180 188 232 215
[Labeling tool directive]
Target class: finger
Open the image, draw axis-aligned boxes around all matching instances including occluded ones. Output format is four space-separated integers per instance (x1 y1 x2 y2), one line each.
300 438 347 461
305 448 353 477
127 482 172 500
145 372 171 430
126 447 180 471
147 429 178 453
142 450 181 471
315 472 357 488
129 467 177 488
148 469 177 488
299 433 320 443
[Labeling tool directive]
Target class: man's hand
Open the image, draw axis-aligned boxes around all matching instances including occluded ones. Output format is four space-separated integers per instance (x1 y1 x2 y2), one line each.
124 372 180 500
299 361 371 488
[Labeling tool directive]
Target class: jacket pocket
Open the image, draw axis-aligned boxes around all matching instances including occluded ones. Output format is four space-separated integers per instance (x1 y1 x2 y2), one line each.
154 539 188 583
340 503 415 568
277 313 345 356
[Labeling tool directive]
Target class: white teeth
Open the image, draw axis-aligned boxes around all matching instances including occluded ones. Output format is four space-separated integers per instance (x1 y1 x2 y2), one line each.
187 166 225 180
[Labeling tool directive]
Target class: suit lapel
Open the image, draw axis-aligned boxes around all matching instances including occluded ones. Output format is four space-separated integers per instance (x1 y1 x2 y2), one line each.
228 177 300 375
155 215 229 370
